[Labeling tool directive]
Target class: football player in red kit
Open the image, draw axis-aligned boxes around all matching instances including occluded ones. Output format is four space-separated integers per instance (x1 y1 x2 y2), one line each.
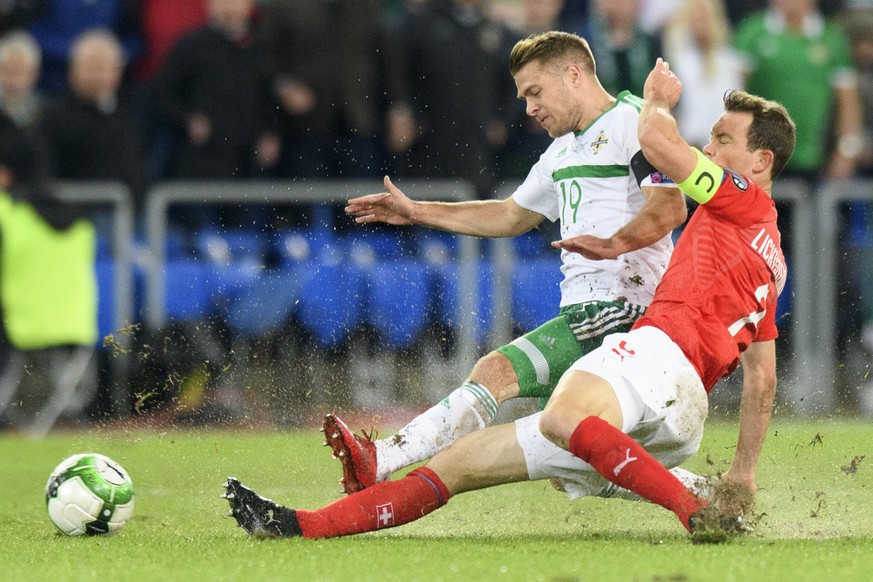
539 57 793 537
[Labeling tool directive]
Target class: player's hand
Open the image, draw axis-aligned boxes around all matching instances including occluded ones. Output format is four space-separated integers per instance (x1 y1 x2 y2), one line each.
643 58 682 109
551 234 624 260
346 175 416 225
716 470 756 516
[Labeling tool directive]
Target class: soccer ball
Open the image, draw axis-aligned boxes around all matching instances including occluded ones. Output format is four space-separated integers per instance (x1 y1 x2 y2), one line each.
45 453 135 536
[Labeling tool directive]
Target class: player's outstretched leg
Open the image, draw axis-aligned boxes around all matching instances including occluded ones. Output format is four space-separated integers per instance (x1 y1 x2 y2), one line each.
224 467 451 540
323 380 499 494
223 477 302 538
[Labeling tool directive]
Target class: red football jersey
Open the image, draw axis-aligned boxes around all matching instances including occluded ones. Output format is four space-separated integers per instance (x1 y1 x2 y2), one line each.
632 169 786 392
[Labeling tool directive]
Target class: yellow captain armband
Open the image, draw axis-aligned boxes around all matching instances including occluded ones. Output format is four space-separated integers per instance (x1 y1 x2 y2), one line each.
677 148 724 204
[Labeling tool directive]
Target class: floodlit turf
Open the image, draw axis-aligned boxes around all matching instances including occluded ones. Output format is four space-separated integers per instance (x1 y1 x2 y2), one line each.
1 418 871 581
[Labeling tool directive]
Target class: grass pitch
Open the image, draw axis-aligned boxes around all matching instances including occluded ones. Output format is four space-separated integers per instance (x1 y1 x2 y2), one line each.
1 418 871 581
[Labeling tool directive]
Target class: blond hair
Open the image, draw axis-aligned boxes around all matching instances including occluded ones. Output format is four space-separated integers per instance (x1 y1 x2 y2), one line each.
509 31 596 76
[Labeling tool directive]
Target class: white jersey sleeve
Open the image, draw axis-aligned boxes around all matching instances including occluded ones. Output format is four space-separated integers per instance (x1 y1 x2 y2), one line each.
511 135 576 222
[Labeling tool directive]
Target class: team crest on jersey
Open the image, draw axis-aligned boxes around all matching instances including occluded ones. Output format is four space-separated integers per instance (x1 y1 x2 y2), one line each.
727 169 748 191
590 131 609 154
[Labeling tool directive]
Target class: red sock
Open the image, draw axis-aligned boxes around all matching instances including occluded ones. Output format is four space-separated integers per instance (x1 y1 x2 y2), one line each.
295 467 451 539
569 416 705 531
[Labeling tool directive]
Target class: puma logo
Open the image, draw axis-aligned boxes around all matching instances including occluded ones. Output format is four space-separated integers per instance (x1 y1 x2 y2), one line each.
611 340 636 362
613 448 638 476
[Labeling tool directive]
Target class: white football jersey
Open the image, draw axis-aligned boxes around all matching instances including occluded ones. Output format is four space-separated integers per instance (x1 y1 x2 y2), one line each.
512 91 674 308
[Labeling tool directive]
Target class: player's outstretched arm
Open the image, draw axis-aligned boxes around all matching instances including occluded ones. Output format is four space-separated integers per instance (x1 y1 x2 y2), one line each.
638 59 697 185
345 175 544 237
551 186 686 260
721 339 777 514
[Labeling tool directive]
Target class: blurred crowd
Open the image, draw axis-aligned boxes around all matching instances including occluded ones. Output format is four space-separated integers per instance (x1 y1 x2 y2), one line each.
0 0 870 220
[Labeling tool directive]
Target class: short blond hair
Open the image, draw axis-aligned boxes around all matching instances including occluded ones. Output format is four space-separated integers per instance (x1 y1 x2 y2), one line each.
509 31 595 76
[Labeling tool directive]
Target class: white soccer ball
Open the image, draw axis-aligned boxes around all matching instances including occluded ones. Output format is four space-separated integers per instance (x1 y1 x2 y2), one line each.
45 453 135 536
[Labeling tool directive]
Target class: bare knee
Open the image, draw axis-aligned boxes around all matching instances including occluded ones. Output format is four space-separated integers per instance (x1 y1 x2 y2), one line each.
469 351 519 404
539 405 575 450
539 371 625 449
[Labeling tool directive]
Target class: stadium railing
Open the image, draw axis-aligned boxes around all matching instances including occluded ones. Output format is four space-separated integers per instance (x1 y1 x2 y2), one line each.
813 178 873 414
142 179 481 367
771 179 817 414
55 182 135 417
70 177 868 417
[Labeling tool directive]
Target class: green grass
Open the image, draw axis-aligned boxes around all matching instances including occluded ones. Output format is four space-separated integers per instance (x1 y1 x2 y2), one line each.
1 418 871 581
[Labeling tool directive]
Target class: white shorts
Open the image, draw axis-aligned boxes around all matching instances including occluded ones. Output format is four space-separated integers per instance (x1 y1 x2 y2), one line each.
515 326 708 500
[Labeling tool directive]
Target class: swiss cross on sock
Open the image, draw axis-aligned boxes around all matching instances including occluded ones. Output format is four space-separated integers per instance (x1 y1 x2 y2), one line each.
376 503 395 528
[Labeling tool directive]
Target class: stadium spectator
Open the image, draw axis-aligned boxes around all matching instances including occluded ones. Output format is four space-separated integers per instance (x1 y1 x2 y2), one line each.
26 0 140 93
734 0 863 182
662 0 743 150
152 0 280 232
153 0 279 184
725 0 848 23
0 125 98 434
391 0 517 197
0 30 49 191
0 30 43 129
38 30 146 209
260 0 409 180
582 0 661 97
842 9 873 177
326 31 687 495
133 0 206 85
224 60 795 541
130 0 207 182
